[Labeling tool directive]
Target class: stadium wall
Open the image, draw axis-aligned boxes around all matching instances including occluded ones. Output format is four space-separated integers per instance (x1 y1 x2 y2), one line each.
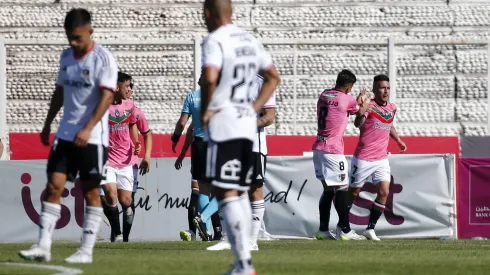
8 133 459 160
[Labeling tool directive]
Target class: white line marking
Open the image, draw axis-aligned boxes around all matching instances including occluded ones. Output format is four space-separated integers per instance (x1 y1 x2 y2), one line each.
0 262 83 275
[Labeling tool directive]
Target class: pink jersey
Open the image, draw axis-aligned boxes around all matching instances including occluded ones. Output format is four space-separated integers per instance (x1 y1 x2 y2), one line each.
354 101 397 161
312 89 359 154
108 99 137 167
130 106 150 167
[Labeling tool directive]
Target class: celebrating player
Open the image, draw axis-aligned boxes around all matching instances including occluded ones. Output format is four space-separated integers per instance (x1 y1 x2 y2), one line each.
349 74 407 241
100 72 140 243
172 75 222 242
123 79 152 242
205 75 277 252
18 8 118 263
200 0 280 273
312 70 369 241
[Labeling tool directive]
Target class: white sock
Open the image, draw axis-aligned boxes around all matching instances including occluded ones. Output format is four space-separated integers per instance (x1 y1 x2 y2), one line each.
239 192 252 241
38 201 61 251
80 206 103 255
250 200 265 244
220 196 252 268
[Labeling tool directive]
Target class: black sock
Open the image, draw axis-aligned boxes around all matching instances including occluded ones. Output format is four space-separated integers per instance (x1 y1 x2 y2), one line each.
211 212 222 238
367 199 385 230
122 206 134 242
334 190 351 233
319 190 335 231
188 192 199 234
104 204 121 238
131 192 136 214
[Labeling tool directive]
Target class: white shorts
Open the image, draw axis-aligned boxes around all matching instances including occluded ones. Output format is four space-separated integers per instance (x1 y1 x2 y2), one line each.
313 150 348 186
349 156 391 188
100 165 134 192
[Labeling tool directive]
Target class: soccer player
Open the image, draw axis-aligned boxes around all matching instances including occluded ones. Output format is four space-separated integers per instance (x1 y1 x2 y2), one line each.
312 70 370 241
123 80 152 242
205 75 277 252
349 74 407 241
200 0 280 273
172 75 222 242
100 72 140 243
18 8 117 263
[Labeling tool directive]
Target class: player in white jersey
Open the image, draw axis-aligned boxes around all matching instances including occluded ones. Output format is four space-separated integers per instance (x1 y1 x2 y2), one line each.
207 75 276 252
200 0 280 274
18 8 118 264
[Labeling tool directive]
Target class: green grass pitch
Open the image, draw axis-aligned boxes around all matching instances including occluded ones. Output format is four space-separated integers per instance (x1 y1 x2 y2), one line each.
0 240 489 275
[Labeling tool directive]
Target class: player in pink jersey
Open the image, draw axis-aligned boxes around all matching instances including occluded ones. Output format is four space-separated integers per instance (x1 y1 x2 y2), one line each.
100 72 140 242
312 69 370 241
349 74 407 241
122 84 152 242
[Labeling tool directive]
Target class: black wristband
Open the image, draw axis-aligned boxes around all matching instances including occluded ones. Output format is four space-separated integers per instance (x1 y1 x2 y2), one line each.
171 133 180 143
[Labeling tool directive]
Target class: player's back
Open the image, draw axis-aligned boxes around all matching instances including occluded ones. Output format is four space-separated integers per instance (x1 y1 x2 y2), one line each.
313 89 359 154
205 24 271 142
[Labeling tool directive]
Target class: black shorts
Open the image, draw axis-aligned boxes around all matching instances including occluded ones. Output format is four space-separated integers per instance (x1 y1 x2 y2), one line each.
206 139 254 191
47 138 108 182
251 152 267 185
191 137 207 181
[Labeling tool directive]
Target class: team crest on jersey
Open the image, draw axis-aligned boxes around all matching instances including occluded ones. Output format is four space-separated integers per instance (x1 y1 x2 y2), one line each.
136 115 140 120
115 109 120 118
81 69 90 78
339 173 346 182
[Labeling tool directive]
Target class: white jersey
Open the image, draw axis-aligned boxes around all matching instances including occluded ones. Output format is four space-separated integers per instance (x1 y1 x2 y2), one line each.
55 43 118 147
202 24 274 142
251 76 276 155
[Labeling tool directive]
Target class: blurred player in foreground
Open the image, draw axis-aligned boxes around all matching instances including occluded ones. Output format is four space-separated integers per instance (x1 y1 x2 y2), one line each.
204 75 277 252
124 78 152 241
100 72 140 243
19 8 118 263
312 70 369 241
349 74 407 241
172 75 222 242
200 0 280 273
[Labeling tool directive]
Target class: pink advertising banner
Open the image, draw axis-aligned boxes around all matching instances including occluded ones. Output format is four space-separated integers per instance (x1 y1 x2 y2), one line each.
458 158 490 239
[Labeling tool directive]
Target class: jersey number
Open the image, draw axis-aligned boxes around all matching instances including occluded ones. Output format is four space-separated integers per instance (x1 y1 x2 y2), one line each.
231 63 256 103
318 106 329 129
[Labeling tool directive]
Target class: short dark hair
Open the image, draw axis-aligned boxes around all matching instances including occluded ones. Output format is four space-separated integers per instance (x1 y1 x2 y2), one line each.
335 69 357 88
64 8 91 31
118 72 132 83
373 74 390 83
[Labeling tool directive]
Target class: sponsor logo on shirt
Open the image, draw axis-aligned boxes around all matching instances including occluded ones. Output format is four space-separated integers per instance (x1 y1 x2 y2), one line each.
373 121 392 131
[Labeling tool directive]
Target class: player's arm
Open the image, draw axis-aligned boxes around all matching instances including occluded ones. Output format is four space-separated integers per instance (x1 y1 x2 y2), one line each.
257 108 275 128
200 37 223 125
130 123 141 154
390 125 407 152
137 110 152 175
41 86 64 145
180 124 194 158
171 113 190 152
255 45 280 113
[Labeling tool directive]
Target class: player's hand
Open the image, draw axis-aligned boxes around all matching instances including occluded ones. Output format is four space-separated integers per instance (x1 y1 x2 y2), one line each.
40 125 51 146
174 155 184 170
397 139 407 153
357 88 369 105
74 127 91 147
134 141 142 155
201 110 215 129
139 157 150 175
172 141 178 153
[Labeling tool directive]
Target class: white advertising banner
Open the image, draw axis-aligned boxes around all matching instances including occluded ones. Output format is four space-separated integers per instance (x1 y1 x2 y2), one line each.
0 154 456 242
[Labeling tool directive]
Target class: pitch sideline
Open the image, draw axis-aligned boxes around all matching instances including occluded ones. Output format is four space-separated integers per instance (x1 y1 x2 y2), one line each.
0 262 83 275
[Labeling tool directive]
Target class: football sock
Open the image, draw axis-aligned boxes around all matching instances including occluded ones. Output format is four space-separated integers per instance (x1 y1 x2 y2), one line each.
131 192 136 215
38 201 61 251
80 206 103 255
211 212 222 239
188 189 199 234
220 196 253 269
367 199 385 230
104 203 121 237
251 200 265 244
201 197 219 222
198 194 213 233
319 190 335 232
122 206 134 242
334 189 351 233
